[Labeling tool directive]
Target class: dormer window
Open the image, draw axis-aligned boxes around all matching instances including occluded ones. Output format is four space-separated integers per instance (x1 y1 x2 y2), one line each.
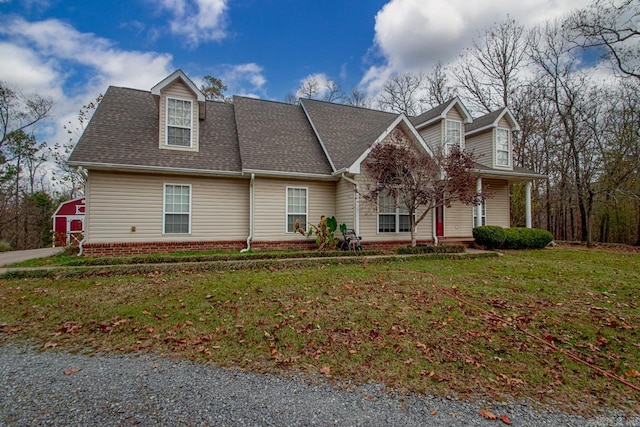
496 128 510 166
166 98 192 147
445 120 462 155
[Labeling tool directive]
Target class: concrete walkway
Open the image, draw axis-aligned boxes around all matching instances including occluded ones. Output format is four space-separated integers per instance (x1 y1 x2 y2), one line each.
0 247 64 267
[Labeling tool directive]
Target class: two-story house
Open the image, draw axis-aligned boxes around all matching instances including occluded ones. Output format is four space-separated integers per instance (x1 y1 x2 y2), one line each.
68 70 545 256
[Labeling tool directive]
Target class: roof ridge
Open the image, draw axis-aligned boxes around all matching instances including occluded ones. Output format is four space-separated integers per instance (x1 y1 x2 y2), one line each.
301 97 399 116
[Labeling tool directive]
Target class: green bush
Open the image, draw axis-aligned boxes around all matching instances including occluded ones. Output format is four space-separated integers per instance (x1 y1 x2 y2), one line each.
472 226 506 250
395 244 465 254
0 240 11 252
502 227 554 249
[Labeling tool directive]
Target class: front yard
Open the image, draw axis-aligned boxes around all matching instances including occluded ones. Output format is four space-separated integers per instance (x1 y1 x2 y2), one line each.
1 247 638 414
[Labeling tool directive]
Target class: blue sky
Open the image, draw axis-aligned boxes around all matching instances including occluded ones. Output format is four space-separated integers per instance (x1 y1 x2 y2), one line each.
0 0 590 146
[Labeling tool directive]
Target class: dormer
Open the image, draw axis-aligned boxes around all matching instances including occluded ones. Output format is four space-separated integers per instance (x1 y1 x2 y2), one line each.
411 97 472 156
465 108 520 171
151 70 206 152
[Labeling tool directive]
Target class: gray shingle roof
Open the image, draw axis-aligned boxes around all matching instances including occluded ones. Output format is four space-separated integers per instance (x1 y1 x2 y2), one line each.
69 83 537 180
301 99 398 171
233 96 332 175
465 108 506 134
69 86 242 173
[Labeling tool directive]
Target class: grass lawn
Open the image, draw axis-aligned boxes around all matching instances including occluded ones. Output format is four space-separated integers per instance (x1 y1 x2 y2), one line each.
1 247 638 414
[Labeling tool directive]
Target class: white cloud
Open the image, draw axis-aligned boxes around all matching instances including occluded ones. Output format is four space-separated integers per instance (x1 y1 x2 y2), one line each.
198 63 267 98
361 0 592 95
154 0 228 47
0 16 174 176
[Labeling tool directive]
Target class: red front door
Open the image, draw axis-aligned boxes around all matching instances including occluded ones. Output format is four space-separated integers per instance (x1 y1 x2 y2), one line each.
436 206 444 237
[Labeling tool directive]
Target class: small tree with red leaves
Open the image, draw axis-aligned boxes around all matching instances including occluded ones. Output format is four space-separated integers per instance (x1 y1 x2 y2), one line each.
363 139 480 246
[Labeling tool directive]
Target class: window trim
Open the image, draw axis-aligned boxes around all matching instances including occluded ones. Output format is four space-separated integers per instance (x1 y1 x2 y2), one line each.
165 97 193 148
496 128 510 167
445 119 462 155
285 186 308 234
163 183 192 235
377 191 413 234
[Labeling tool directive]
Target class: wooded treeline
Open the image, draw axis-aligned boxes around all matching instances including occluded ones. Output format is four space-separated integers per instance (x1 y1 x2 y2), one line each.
1 0 637 250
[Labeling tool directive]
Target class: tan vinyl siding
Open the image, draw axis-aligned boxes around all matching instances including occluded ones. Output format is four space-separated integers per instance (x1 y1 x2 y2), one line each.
86 171 248 243
418 122 443 155
336 178 356 230
444 200 474 237
466 130 493 168
253 178 336 241
159 80 199 151
484 179 510 227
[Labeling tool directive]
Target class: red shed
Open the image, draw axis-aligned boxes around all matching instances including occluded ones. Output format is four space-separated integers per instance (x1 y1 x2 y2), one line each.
52 197 85 247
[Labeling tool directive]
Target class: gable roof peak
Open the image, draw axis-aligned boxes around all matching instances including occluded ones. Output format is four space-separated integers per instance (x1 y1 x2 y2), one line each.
150 69 205 102
411 96 472 129
466 107 520 135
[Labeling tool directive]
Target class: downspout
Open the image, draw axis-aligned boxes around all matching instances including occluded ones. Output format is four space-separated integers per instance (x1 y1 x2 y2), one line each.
241 173 255 252
432 209 439 246
341 173 360 235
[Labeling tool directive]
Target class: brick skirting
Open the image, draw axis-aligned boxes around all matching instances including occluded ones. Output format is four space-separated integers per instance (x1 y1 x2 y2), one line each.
81 237 474 257
81 239 317 257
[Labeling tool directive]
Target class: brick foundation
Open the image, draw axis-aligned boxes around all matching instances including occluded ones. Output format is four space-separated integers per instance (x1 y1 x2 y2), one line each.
81 237 475 257
81 239 317 257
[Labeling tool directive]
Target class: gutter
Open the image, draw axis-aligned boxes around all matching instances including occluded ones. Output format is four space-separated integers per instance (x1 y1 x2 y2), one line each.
240 173 255 253
340 173 360 235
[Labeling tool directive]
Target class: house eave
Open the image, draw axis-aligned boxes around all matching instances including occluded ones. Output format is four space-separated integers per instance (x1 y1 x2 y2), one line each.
242 169 338 181
67 161 244 178
476 168 547 181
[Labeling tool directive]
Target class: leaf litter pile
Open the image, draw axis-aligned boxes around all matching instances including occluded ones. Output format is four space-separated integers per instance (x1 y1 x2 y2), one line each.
1 248 638 416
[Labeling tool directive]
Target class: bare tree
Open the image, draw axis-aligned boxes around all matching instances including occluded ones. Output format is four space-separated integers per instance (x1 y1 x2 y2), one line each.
422 62 457 108
452 17 528 113
297 76 321 99
345 86 371 108
565 0 640 79
376 72 426 116
0 82 52 155
530 21 604 246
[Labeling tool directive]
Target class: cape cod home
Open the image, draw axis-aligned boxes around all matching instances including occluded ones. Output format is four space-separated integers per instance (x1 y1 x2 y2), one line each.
68 70 545 256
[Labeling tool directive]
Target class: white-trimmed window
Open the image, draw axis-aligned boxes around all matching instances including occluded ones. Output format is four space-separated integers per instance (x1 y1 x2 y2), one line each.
496 128 510 166
473 201 486 227
166 98 192 147
163 184 191 234
445 120 462 155
286 187 307 233
378 191 411 233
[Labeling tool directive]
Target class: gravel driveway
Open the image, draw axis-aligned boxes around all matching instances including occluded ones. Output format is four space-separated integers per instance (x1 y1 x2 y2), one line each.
0 344 636 426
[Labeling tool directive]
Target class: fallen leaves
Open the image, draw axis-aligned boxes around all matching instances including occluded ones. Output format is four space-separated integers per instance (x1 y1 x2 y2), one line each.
63 368 82 375
480 408 512 424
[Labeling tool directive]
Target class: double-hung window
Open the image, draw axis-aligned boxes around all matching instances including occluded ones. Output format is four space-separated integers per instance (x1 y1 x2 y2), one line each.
164 184 191 234
166 98 192 147
378 191 411 233
286 187 307 233
473 201 486 227
445 120 462 155
496 128 510 166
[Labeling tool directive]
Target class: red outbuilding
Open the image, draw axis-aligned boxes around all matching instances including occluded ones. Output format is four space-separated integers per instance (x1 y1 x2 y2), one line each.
52 197 85 247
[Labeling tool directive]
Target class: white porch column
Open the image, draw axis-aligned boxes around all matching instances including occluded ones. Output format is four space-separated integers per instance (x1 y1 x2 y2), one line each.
476 177 483 227
525 181 532 228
